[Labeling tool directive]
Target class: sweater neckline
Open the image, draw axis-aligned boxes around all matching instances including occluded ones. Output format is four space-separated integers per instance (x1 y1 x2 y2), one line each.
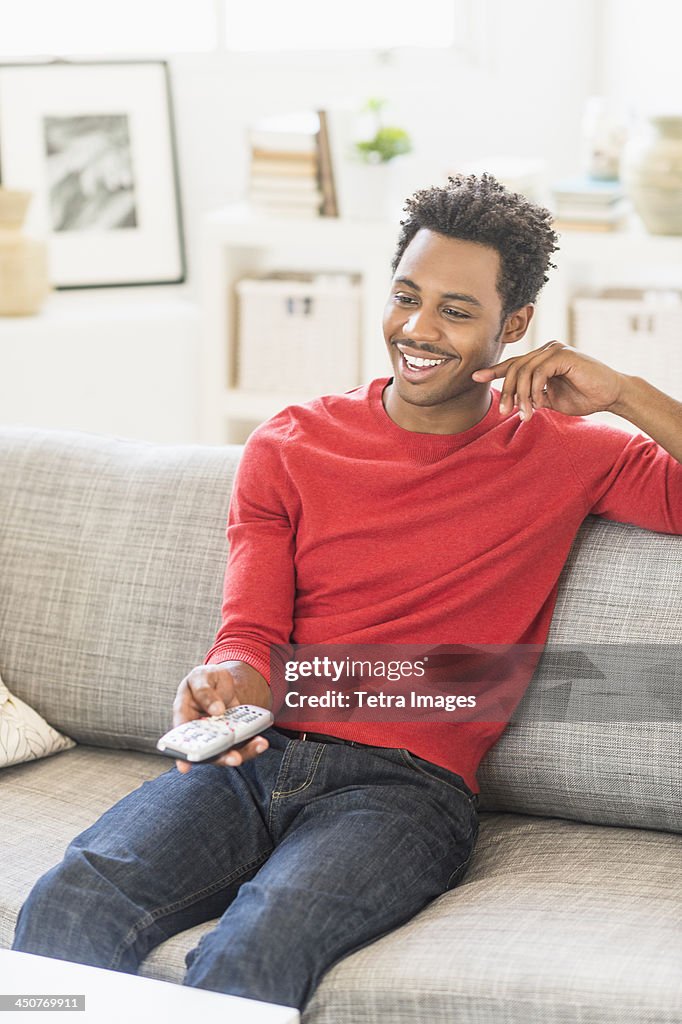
369 377 502 453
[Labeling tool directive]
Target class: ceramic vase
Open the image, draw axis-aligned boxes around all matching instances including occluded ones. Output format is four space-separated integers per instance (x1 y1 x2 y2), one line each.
0 188 50 315
621 115 682 235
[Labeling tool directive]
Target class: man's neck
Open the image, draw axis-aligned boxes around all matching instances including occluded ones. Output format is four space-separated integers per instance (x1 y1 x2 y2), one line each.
381 381 493 435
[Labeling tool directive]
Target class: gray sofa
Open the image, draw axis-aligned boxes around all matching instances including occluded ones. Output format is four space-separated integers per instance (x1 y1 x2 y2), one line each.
1 425 680 1024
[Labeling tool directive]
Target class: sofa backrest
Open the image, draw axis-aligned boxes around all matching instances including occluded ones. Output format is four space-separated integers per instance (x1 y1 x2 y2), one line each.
477 517 681 833
1 426 680 833
0 427 239 754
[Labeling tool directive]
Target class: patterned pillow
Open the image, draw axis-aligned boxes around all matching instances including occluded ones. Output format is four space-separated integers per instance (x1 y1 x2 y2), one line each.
0 673 76 767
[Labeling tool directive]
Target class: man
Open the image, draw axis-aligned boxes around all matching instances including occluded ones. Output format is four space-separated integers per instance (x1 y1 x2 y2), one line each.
13 174 682 1012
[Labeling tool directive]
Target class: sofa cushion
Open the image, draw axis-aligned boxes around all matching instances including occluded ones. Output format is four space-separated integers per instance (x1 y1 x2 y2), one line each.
478 517 682 834
0 427 241 754
303 814 682 1024
3 748 680 1024
0 746 169 948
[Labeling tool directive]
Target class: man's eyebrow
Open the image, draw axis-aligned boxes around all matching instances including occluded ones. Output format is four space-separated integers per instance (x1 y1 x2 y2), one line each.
394 276 483 308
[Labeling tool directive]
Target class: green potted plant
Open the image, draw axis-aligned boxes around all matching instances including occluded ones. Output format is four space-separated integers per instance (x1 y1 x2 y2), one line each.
354 97 413 165
344 98 412 221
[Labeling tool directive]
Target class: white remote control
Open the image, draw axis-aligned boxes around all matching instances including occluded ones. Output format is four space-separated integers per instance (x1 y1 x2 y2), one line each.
157 704 274 763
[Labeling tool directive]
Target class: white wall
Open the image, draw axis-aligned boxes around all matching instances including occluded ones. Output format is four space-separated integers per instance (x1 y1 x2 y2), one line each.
170 0 601 283
0 0 617 443
601 0 682 114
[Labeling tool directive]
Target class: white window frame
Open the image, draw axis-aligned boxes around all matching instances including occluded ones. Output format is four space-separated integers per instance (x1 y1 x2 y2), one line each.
0 0 487 66
217 0 488 69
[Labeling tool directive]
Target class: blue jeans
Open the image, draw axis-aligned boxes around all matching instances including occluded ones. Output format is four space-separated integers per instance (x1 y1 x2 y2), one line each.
12 729 479 1011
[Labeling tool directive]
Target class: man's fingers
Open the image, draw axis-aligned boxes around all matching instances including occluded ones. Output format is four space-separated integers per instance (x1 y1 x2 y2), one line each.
493 350 547 414
172 677 208 727
214 736 270 768
172 668 237 728
175 734 270 774
472 342 565 390
531 371 552 409
471 344 556 381
176 736 270 774
172 682 195 728
512 352 556 420
471 358 515 381
516 347 570 419
490 344 565 419
498 365 520 416
188 672 230 715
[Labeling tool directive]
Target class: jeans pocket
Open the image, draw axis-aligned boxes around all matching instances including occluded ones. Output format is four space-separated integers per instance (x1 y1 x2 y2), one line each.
398 749 479 808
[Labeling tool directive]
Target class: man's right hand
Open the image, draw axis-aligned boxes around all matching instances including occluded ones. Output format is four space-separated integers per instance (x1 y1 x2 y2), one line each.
172 662 272 774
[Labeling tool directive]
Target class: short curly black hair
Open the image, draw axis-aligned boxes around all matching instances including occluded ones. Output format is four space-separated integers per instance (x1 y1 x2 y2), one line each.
392 173 560 320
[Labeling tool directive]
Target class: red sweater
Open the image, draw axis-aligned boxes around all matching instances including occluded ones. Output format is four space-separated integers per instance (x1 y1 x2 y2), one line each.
205 378 682 792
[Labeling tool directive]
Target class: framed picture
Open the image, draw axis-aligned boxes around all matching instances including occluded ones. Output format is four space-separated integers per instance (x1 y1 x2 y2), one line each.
0 59 186 288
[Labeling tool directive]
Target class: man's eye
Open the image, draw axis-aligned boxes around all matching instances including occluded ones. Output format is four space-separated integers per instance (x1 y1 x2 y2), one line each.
394 294 416 304
443 308 470 319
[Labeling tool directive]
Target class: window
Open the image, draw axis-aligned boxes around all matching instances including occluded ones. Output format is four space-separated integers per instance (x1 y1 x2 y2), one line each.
0 0 459 56
0 0 217 56
224 0 457 51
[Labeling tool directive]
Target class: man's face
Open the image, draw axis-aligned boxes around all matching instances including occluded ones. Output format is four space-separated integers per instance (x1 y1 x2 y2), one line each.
382 229 510 414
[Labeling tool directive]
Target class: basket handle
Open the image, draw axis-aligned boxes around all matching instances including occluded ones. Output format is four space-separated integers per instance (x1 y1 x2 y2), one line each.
630 313 655 333
285 296 315 316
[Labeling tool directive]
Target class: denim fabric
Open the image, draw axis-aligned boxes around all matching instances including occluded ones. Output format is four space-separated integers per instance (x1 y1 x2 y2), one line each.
13 729 479 1011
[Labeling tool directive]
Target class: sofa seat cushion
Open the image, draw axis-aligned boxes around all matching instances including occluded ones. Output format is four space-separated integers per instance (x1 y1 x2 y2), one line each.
0 746 169 948
3 748 680 1023
304 814 682 1024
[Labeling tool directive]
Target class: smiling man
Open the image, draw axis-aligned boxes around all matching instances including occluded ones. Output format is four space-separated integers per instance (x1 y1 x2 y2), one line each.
384 227 529 433
13 174 682 1013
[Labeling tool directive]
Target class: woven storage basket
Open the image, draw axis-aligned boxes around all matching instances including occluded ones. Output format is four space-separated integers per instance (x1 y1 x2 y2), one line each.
572 289 682 399
236 273 361 394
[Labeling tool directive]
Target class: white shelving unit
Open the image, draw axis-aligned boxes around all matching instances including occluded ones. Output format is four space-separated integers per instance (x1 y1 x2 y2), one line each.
0 286 201 443
534 227 682 341
534 226 682 431
199 205 682 444
199 205 398 443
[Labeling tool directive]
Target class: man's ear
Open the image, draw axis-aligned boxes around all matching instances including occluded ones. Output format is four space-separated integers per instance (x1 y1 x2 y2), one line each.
499 304 535 345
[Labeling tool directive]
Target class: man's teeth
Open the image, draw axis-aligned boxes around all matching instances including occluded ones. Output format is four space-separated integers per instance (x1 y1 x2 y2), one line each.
403 354 445 368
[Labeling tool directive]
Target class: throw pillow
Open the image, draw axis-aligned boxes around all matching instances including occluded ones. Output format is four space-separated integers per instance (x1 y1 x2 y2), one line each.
0 672 76 767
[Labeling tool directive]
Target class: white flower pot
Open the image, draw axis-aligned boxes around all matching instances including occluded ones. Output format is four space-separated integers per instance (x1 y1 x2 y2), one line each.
342 161 393 222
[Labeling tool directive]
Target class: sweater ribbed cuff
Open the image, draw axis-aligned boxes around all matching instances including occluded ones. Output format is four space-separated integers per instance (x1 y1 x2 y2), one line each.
203 645 286 714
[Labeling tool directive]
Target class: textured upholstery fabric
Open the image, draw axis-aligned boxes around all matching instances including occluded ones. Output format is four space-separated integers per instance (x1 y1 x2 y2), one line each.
478 519 682 832
0 746 169 949
1 427 679 832
0 427 241 751
2 747 680 1023
1 425 681 1023
304 813 682 1024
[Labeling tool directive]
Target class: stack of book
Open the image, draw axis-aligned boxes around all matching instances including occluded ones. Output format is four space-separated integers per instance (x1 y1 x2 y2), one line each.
551 178 630 232
247 111 337 219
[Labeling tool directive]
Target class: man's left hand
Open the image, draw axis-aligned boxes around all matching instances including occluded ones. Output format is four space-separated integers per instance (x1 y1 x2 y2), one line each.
472 341 625 421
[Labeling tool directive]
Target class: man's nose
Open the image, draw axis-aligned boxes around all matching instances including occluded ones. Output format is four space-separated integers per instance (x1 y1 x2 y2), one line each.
403 308 441 343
